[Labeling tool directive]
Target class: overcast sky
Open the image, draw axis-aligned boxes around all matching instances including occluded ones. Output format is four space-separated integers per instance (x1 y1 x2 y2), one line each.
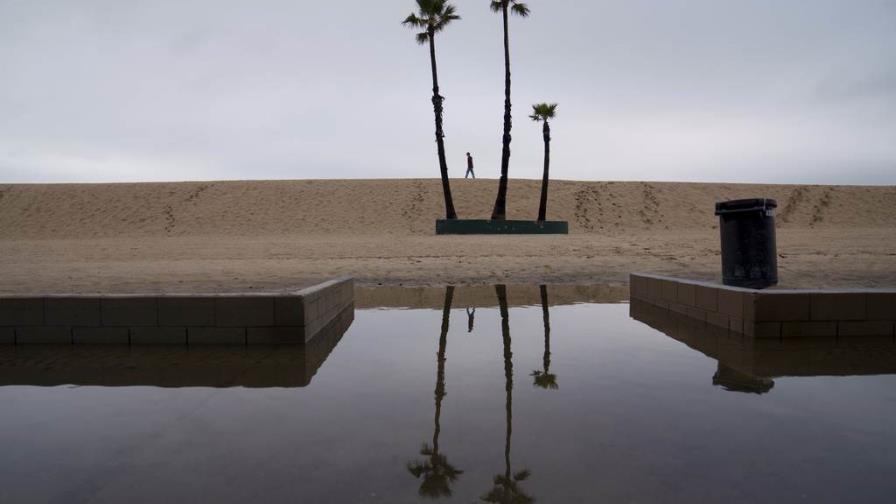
1 0 894 184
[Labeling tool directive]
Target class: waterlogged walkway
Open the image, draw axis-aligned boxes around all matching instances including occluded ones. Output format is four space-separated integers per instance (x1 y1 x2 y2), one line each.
1 286 895 503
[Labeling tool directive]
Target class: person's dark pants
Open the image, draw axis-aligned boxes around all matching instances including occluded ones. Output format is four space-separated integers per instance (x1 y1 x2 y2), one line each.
465 168 475 179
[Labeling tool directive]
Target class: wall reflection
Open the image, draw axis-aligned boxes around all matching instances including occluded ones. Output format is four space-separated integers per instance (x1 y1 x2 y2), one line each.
630 299 896 394
0 305 354 388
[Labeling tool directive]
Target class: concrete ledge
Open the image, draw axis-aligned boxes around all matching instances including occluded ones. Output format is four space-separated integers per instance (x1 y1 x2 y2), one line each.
630 299 896 383
631 273 896 339
0 305 354 388
0 277 354 346
436 219 569 235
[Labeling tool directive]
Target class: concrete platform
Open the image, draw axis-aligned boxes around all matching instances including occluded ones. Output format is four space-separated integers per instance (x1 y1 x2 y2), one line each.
0 304 354 387
630 299 896 394
0 277 354 346
630 273 896 338
436 219 569 235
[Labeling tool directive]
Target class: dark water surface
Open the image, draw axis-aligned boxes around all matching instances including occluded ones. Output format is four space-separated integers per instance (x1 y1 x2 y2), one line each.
2 286 896 503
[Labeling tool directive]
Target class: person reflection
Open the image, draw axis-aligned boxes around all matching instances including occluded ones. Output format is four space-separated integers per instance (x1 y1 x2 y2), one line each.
531 285 557 390
466 307 476 333
408 286 463 498
481 285 534 503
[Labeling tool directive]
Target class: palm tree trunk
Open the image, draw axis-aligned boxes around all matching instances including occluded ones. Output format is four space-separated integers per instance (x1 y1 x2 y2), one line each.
429 32 458 220
433 286 454 455
537 121 551 221
495 285 513 480
539 285 551 374
491 6 512 220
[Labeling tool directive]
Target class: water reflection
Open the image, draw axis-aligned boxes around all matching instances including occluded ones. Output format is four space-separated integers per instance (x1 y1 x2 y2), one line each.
482 285 533 503
530 285 557 390
630 298 896 393
0 305 354 388
408 287 464 498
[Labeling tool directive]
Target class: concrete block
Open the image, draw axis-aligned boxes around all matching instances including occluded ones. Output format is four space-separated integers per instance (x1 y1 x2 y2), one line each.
660 280 677 303
685 306 707 322
707 311 729 330
45 298 101 326
717 290 744 319
73 327 129 345
188 327 246 345
743 293 756 323
866 293 896 320
0 298 43 326
630 275 647 298
0 327 15 344
247 326 306 345
158 297 215 326
647 278 662 301
676 283 696 307
729 317 744 334
275 297 305 326
102 298 157 326
782 321 837 338
755 294 811 322
215 297 274 327
811 294 866 321
16 326 71 344
838 321 894 337
754 322 782 339
695 285 718 312
670 302 689 316
131 327 187 345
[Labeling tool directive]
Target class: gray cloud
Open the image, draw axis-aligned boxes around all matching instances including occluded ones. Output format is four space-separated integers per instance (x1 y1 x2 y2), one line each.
1 0 894 184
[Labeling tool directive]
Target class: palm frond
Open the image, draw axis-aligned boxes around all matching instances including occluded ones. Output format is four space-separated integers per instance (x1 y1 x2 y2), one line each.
415 31 430 44
511 2 530 17
402 13 424 27
530 102 558 121
490 1 504 13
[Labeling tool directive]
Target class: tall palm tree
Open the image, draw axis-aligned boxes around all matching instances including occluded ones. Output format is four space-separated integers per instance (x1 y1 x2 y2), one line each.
489 0 530 221
408 286 463 498
403 1 460 220
482 285 533 503
531 285 557 389
529 104 557 222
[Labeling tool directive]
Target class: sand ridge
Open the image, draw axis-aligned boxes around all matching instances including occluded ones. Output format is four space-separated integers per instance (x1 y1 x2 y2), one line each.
0 179 894 293
1 179 893 239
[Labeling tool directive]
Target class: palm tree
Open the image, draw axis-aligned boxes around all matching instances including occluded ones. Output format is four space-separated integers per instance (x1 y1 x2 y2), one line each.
529 104 557 222
403 1 460 220
408 286 463 497
489 0 530 221
531 285 557 389
482 285 534 503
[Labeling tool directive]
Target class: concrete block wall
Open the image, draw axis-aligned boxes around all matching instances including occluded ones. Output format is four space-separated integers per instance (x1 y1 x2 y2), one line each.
631 273 896 339
0 277 354 346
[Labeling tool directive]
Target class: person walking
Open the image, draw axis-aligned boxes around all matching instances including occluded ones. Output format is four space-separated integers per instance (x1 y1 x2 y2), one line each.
465 152 475 179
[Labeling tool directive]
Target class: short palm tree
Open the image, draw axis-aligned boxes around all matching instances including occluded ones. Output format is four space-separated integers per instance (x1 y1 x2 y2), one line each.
407 286 463 497
529 103 557 222
489 0 530 221
403 1 460 220
531 285 557 389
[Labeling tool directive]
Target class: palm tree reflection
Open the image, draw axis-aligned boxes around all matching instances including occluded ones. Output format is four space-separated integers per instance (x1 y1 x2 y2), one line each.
481 285 534 503
408 286 463 498
531 285 557 390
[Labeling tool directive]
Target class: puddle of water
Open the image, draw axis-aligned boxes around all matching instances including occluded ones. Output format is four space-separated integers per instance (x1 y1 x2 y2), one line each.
1 285 896 503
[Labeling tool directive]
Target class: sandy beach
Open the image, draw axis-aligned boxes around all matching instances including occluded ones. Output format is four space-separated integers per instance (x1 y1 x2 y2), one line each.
1 179 894 294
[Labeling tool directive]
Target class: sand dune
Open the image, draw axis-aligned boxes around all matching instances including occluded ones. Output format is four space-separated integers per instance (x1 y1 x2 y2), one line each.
0 179 894 293
1 179 893 239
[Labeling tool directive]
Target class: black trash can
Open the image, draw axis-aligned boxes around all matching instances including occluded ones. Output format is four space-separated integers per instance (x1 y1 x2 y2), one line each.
714 198 778 289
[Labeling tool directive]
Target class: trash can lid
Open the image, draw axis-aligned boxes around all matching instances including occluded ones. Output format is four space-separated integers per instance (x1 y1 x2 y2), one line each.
715 198 777 215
